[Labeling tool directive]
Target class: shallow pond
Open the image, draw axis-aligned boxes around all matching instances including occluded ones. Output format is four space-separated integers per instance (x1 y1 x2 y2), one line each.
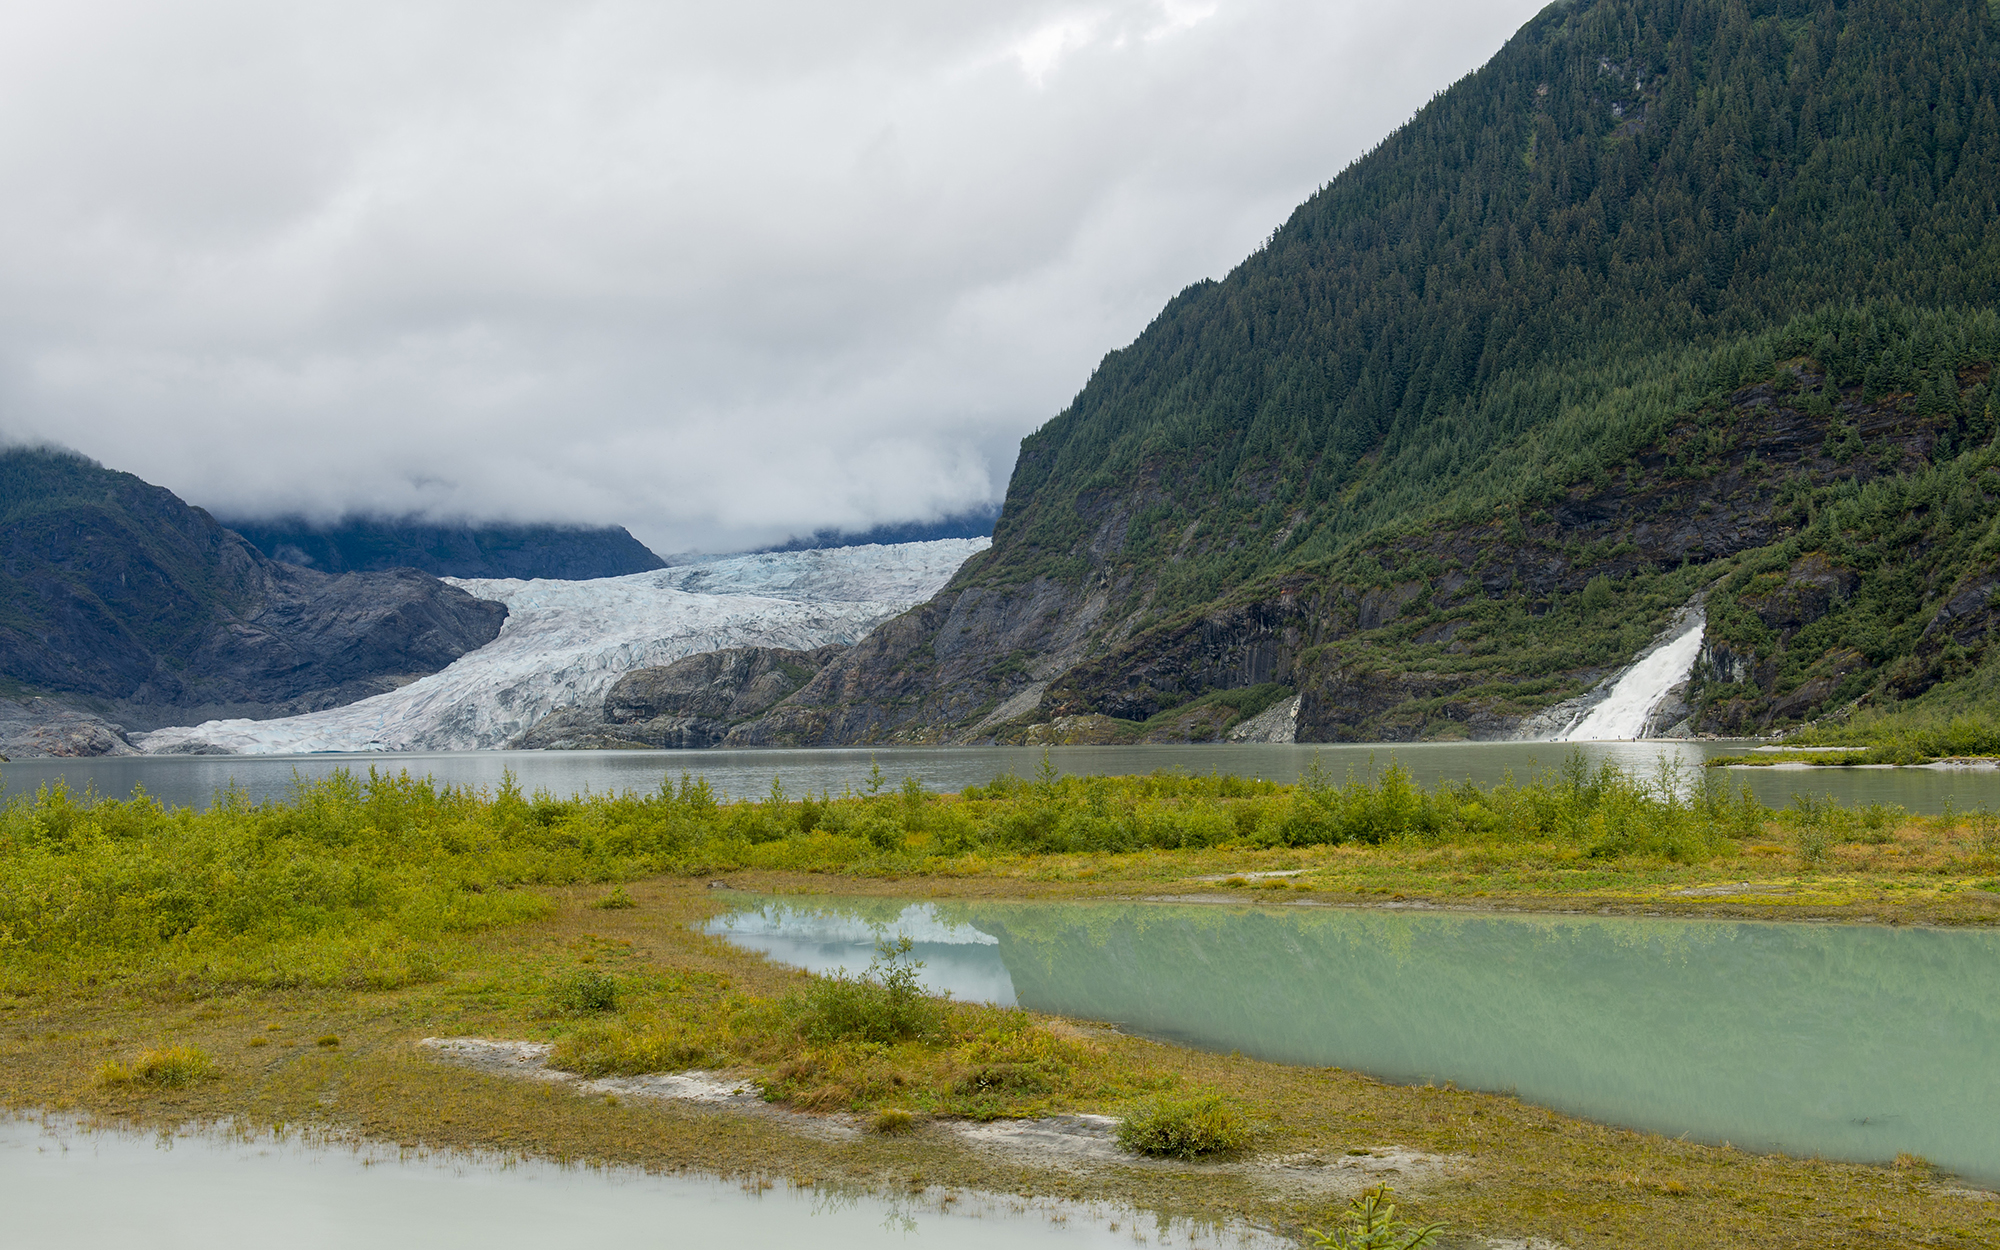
707 896 2000 1185
0 1116 1271 1249
9 740 1998 813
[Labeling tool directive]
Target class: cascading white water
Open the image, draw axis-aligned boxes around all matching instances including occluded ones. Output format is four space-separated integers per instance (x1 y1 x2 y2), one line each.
1556 608 1706 741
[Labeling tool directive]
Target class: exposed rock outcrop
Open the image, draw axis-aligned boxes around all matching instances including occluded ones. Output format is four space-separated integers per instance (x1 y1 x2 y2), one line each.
513 645 844 749
0 698 138 758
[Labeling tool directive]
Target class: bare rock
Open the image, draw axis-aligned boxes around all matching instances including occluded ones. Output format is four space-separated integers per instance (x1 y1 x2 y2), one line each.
0 698 138 758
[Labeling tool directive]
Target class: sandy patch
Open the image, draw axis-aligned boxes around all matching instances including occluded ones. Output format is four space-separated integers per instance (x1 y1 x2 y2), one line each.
1189 870 1308 883
1670 881 1794 898
418 1037 859 1140
1252 1146 1469 1198
953 1113 1127 1166
417 1038 1476 1199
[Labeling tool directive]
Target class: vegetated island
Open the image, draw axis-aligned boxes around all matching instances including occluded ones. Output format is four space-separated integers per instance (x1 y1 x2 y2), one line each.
4 761 1996 1250
1708 709 2000 769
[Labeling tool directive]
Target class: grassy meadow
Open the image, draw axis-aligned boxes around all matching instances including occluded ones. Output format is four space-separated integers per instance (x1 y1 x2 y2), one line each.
3 758 1998 1248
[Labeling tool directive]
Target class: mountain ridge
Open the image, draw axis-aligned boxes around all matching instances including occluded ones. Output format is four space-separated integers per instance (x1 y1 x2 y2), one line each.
726 0 2000 746
225 515 666 581
0 447 508 738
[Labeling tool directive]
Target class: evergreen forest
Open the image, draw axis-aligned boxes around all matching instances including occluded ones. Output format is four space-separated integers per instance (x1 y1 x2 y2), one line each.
829 0 2000 744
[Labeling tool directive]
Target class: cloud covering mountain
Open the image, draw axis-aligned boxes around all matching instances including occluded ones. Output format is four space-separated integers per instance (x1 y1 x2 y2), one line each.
0 0 1540 554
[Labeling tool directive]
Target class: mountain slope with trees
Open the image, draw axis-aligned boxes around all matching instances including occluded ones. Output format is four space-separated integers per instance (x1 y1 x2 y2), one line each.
225 516 665 581
0 447 508 739
733 0 2000 745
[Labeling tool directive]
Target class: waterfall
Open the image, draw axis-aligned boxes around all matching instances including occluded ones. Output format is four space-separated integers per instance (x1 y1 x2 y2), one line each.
1556 606 1706 741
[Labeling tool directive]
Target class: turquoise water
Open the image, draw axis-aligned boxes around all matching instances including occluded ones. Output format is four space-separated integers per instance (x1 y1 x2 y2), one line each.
710 896 2000 1185
0 1117 1271 1249
10 740 1999 813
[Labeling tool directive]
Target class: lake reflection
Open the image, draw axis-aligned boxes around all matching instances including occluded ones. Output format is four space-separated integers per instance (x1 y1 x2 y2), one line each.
10 740 2000 813
710 896 2000 1185
0 1117 1269 1250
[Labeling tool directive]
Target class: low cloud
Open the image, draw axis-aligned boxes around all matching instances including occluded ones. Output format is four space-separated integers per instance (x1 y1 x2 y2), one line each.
0 0 1539 553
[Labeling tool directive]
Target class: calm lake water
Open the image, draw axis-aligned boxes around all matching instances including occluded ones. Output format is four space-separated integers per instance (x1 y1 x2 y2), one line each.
707 896 2000 1186
0 1117 1274 1250
8 741 1999 813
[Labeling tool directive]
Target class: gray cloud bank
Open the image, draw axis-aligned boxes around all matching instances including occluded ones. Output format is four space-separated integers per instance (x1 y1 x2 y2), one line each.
0 0 1540 553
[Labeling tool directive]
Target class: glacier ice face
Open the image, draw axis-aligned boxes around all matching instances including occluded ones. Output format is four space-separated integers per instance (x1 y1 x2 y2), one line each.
135 539 986 755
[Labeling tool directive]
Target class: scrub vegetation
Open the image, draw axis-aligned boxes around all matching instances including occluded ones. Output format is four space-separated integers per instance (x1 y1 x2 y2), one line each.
3 765 1999 1249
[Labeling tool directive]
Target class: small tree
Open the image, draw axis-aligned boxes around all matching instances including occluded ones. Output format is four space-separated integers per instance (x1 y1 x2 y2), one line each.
1305 1186 1444 1250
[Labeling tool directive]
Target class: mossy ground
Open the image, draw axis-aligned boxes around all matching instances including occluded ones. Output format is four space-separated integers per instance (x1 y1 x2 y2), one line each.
5 867 1998 1249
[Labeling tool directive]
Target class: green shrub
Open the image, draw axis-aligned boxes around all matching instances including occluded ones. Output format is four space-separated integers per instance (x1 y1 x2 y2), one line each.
594 885 638 910
1789 793 1835 869
1115 1093 1253 1159
855 813 903 852
789 937 944 1044
545 969 620 1017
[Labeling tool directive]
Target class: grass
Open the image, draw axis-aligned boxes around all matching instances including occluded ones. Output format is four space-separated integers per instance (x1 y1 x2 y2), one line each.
3 766 2000 1247
96 1045 220 1089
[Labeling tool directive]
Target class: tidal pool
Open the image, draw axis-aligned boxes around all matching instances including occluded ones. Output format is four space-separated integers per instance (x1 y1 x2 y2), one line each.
708 897 2000 1185
0 1117 1274 1250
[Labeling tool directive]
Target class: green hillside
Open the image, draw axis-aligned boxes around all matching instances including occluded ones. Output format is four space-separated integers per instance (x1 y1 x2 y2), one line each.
736 0 2000 746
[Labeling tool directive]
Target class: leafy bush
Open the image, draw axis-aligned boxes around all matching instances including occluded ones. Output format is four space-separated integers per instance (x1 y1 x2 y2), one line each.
594 885 637 910
1115 1093 1253 1159
789 937 944 1044
1788 793 1836 869
545 969 620 1017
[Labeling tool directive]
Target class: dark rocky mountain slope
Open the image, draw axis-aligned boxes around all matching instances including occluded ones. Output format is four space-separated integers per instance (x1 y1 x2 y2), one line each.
0 447 508 739
226 515 665 581
512 646 842 749
729 0 2000 745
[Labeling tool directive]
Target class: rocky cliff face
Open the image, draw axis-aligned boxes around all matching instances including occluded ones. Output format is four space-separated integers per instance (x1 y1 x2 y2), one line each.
733 357 1992 744
0 698 138 759
514 645 843 749
0 448 507 747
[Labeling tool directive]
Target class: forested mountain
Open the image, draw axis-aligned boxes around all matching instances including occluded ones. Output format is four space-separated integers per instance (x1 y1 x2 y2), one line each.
0 448 507 736
227 516 665 581
759 505 1001 553
732 0 2000 745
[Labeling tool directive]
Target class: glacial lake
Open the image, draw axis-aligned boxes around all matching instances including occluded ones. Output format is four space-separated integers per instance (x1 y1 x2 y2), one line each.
706 896 2000 1186
0 1116 1274 1250
8 740 2000 814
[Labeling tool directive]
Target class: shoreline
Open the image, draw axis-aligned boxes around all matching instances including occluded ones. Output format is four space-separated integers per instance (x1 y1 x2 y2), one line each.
6 876 1997 1250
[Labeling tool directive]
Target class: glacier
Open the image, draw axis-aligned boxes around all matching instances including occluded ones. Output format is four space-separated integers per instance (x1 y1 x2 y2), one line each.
135 539 986 755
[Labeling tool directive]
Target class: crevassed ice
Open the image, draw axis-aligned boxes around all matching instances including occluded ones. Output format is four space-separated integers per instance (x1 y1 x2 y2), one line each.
136 539 987 756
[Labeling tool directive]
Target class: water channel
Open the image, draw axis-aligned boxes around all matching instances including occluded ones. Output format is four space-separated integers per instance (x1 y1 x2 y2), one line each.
8 741 1999 814
706 896 2000 1186
0 1116 1274 1249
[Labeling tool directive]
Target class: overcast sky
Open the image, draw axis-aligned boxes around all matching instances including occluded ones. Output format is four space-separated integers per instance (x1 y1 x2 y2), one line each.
0 0 1543 554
